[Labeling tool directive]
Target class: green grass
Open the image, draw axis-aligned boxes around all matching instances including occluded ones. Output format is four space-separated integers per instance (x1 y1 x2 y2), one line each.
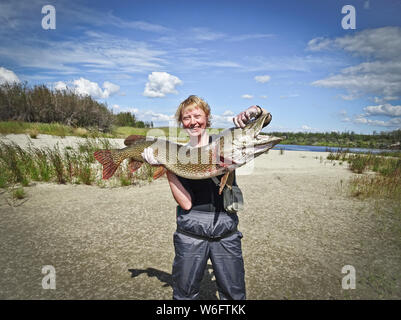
0 137 157 189
0 121 115 138
12 187 26 199
327 151 401 202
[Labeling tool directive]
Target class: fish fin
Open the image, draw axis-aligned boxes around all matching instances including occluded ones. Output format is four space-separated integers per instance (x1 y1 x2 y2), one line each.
94 150 119 179
218 171 231 195
226 171 235 189
128 158 143 173
153 166 167 180
124 135 146 146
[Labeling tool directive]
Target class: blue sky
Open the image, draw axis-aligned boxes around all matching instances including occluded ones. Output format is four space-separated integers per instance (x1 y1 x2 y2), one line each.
1 0 401 133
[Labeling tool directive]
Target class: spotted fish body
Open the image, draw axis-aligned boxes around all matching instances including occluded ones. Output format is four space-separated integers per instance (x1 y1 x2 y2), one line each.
94 110 283 181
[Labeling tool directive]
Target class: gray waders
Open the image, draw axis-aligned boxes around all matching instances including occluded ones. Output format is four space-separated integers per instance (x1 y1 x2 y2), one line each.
172 207 246 300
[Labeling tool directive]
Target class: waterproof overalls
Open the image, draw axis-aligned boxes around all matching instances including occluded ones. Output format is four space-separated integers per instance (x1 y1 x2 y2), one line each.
173 166 246 300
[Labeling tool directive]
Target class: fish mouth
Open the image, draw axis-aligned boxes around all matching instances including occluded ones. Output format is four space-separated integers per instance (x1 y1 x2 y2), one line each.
219 134 283 167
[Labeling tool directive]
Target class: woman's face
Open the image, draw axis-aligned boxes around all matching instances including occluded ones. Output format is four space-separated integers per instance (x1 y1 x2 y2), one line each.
181 106 208 138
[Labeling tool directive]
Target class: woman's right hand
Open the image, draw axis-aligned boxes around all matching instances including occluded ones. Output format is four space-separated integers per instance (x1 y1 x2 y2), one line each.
233 105 262 128
141 147 160 165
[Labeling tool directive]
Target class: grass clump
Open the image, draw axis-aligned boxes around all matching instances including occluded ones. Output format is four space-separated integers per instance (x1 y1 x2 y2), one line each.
327 150 401 202
0 137 157 189
12 187 26 199
343 153 401 201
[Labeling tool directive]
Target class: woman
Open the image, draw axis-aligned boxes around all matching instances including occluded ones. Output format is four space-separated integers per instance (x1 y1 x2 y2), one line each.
142 95 270 300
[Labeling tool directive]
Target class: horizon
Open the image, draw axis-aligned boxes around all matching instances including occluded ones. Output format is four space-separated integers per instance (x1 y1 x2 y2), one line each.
1 0 401 134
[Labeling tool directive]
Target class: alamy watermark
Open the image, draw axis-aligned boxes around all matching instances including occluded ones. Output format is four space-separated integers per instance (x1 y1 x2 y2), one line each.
341 5 356 30
41 5 56 30
341 265 356 290
42 265 56 289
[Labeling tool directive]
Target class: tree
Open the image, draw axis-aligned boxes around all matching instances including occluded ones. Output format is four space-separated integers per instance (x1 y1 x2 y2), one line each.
114 112 136 127
136 120 145 128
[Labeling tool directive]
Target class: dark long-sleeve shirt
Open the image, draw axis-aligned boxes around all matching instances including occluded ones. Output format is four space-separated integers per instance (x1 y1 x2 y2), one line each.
176 135 238 213
176 172 237 213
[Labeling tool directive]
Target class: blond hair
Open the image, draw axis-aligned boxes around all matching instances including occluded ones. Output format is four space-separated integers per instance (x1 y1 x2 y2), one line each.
175 95 211 127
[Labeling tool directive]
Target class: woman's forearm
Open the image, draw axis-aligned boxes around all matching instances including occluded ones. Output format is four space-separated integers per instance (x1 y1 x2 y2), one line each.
166 171 192 210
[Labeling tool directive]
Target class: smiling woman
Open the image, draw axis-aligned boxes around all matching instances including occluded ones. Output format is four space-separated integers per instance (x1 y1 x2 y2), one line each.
139 94 273 300
175 95 211 147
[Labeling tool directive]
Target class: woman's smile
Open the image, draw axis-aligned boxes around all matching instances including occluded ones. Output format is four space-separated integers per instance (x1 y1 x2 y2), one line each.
181 106 208 138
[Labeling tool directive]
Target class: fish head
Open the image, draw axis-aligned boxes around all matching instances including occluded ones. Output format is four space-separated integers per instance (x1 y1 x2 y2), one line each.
216 110 284 169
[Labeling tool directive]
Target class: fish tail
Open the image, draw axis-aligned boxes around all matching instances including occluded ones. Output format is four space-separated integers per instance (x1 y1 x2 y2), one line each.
94 150 120 179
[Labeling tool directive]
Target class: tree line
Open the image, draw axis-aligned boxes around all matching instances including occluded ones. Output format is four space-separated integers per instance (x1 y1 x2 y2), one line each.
267 129 401 149
0 82 152 131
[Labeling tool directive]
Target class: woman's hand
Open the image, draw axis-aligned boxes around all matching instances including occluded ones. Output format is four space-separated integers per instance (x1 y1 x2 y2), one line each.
141 147 160 165
233 105 262 128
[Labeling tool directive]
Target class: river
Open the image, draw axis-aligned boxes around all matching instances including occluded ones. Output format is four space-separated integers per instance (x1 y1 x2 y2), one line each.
273 144 396 154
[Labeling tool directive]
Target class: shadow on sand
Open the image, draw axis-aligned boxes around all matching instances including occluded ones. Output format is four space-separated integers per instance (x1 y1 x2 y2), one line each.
128 264 218 300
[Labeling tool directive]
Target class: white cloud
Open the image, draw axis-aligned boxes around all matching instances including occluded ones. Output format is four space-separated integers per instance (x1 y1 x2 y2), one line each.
103 81 120 97
254 75 271 83
0 66 20 84
260 95 268 99
312 61 401 97
307 27 401 60
340 94 358 101
112 104 120 109
373 96 399 104
126 107 139 113
0 31 167 75
245 55 329 73
73 77 120 99
241 94 253 99
223 110 234 116
107 16 170 33
143 72 182 98
227 33 274 42
191 27 226 41
354 115 401 127
363 104 401 117
301 125 312 130
306 37 333 52
334 27 401 60
143 110 174 121
54 81 67 91
310 27 401 100
210 114 235 127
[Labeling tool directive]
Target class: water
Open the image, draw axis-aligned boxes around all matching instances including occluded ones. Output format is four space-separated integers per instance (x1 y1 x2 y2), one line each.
273 144 396 154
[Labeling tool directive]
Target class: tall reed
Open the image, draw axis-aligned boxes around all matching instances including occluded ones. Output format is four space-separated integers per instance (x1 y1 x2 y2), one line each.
327 151 401 201
0 136 159 189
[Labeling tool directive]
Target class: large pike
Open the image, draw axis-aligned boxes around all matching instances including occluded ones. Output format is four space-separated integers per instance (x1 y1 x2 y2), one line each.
94 110 283 192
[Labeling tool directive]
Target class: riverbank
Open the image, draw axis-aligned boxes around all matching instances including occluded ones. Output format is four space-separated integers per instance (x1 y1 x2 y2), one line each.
0 134 400 299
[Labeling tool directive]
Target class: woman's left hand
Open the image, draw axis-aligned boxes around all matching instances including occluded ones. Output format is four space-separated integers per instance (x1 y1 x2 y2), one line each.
233 105 261 128
141 147 160 165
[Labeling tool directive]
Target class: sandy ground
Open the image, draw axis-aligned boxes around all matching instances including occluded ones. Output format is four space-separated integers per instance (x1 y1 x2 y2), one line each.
0 134 400 299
